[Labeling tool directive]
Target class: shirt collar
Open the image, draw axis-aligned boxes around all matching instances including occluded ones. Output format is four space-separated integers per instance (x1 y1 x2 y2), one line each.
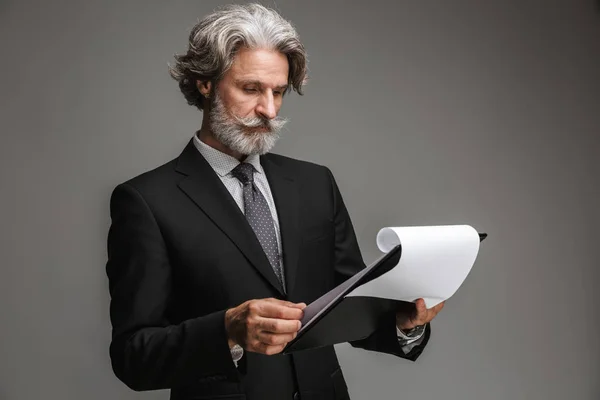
192 132 263 177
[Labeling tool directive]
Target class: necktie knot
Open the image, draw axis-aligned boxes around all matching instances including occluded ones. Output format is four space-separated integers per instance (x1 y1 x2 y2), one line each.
231 163 255 185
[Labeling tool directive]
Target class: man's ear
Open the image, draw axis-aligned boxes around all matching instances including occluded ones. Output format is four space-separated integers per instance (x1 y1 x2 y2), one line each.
196 80 212 98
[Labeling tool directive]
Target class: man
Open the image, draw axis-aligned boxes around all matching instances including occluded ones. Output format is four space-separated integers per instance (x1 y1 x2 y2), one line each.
106 4 444 400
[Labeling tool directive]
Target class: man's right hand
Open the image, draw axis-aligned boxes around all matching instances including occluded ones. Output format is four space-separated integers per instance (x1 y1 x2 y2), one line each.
225 298 306 355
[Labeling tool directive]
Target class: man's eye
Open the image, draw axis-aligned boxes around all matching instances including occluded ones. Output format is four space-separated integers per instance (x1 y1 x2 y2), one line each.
273 91 282 96
244 88 257 93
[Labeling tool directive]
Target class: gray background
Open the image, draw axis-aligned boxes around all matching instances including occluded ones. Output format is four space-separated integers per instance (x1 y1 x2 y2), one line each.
1 0 599 399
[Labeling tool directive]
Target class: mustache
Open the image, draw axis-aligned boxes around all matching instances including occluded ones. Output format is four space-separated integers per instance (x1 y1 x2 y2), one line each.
233 115 288 131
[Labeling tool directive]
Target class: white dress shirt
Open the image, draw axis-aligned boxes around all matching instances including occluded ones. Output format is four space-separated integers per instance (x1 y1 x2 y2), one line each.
192 134 424 360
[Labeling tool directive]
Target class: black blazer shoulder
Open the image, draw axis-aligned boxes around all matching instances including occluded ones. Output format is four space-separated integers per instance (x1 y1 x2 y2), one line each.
117 141 333 197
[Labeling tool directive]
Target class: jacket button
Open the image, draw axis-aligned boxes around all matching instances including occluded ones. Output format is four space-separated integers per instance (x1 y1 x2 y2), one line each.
293 391 300 400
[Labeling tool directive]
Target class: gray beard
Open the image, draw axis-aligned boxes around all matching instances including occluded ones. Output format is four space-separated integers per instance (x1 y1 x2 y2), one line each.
209 94 288 156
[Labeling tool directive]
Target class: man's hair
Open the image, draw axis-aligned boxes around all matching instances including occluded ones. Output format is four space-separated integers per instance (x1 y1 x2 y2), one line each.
169 3 308 111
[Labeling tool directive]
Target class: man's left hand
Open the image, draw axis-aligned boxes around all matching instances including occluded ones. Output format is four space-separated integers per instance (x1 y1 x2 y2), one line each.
396 298 444 331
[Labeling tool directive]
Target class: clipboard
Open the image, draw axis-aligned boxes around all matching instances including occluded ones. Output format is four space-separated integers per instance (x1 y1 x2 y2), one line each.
283 233 487 354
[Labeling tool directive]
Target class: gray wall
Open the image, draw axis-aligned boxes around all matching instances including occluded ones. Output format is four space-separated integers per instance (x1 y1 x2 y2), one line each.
1 1 599 399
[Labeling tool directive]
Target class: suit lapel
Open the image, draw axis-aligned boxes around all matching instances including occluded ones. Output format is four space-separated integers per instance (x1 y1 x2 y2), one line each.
175 140 285 295
261 155 301 295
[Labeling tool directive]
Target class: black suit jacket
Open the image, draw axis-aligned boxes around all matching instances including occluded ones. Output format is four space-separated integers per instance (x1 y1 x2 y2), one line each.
106 140 430 400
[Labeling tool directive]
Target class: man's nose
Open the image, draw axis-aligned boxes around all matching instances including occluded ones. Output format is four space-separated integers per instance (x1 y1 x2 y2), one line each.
256 91 277 120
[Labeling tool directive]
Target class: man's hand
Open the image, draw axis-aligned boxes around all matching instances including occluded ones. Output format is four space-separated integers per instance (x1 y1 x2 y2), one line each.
396 298 444 331
225 298 306 355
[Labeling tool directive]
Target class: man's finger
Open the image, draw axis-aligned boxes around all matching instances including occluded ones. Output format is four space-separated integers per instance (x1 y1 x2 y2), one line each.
265 298 306 309
414 299 427 315
432 301 445 314
269 299 306 309
257 317 302 333
258 331 296 346
256 301 305 320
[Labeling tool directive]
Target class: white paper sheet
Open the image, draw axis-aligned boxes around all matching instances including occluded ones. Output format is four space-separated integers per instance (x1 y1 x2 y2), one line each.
346 225 480 308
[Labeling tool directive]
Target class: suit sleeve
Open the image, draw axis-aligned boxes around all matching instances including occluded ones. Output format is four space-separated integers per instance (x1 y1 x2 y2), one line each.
106 183 238 391
324 168 431 362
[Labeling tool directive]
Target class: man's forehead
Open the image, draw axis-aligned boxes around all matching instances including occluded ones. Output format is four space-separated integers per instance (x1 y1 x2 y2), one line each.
226 48 289 86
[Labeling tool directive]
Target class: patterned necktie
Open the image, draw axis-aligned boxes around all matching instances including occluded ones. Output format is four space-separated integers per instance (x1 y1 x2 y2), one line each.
231 163 285 291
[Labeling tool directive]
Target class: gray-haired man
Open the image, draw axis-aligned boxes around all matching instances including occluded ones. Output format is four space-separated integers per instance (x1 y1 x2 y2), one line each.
106 4 443 400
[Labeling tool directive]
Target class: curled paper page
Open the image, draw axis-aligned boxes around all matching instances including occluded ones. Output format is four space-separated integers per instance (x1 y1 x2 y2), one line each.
346 225 480 308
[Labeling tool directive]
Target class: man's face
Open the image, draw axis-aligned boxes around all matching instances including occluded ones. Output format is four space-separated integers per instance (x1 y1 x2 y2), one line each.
209 47 290 155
